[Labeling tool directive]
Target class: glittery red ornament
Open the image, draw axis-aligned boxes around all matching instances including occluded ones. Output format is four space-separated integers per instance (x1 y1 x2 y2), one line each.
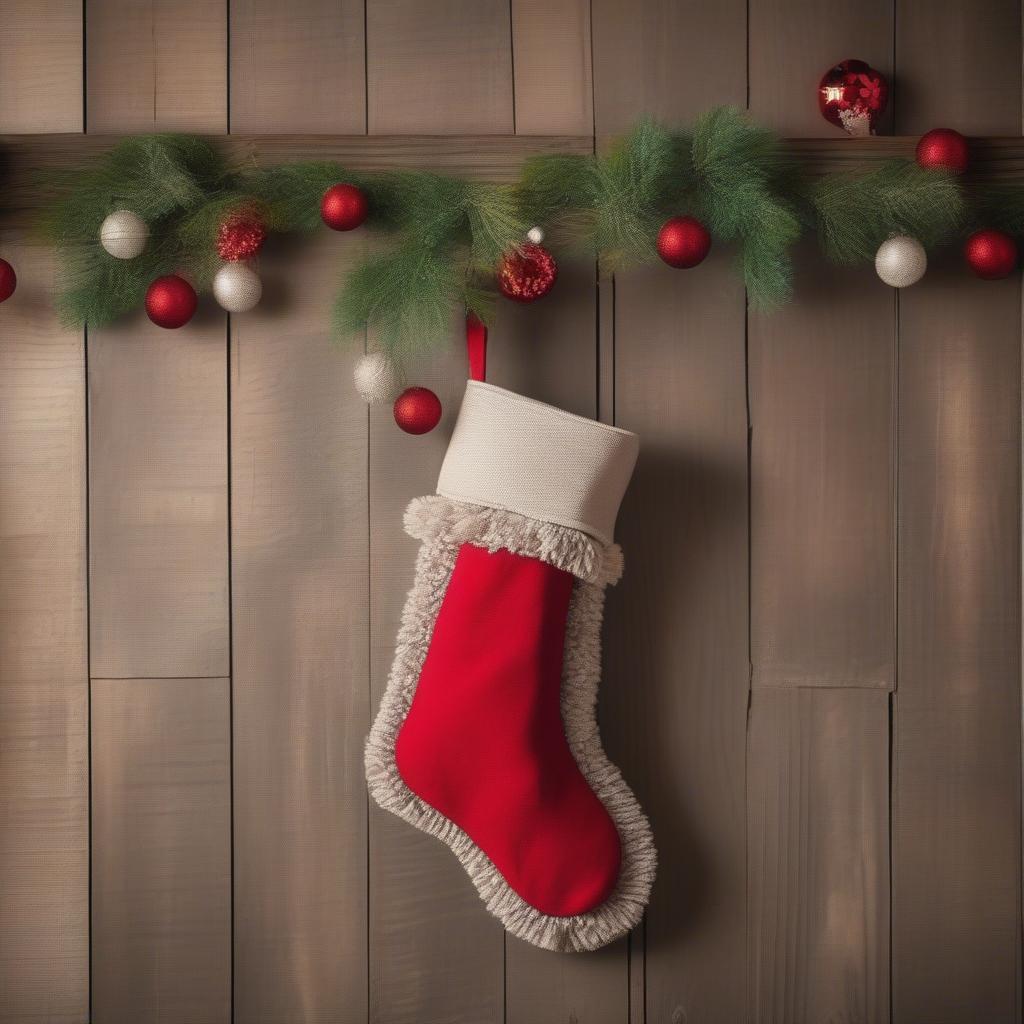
657 216 712 269
321 183 369 231
394 386 442 435
497 243 558 302
0 258 16 303
964 229 1018 280
216 213 267 261
145 275 197 329
818 59 888 136
916 128 969 174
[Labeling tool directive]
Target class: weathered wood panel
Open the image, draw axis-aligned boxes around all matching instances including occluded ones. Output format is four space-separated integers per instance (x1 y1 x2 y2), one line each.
366 0 514 135
366 4 511 1020
231 235 370 1024
510 0 593 135
893 266 1022 1020
892 4 1023 1020
592 0 746 128
91 678 231 1024
747 688 890 1024
896 0 1021 135
86 0 226 133
86 0 229 679
0 242 88 1024
749 253 895 689
0 0 82 133
0 13 88 1021
229 0 365 133
85 8 232 1023
593 4 749 1021
87 320 229 677
747 6 895 1014
748 0 895 694
230 10 370 1017
749 0 893 136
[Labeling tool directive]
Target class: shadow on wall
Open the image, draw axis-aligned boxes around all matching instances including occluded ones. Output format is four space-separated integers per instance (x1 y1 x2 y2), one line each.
604 433 749 950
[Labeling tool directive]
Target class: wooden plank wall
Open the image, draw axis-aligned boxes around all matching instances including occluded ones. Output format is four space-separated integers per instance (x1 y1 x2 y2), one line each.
0 2 1021 1023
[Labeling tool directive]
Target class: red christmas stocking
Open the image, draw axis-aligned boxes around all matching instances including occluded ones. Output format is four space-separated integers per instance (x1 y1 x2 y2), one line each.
366 382 656 952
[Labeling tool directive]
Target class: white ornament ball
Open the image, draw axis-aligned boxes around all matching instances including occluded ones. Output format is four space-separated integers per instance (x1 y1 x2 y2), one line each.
875 234 927 288
213 262 262 312
526 225 545 245
100 210 148 259
354 351 402 404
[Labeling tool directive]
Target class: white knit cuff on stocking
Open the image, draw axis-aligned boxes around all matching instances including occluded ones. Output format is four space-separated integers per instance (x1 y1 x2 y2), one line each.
436 382 639 546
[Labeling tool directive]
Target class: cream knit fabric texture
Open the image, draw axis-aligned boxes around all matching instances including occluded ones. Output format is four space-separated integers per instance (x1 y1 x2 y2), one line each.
437 382 639 545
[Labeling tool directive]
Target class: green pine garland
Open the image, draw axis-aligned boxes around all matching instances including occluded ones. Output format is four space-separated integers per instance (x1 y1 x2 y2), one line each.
38 108 998 358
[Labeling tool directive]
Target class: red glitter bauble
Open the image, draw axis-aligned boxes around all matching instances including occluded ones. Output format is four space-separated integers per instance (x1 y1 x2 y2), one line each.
145 275 197 329
216 214 267 261
818 59 888 136
656 216 712 269
497 243 558 302
321 183 369 231
394 386 442 435
0 258 17 303
964 229 1018 280
916 128 969 174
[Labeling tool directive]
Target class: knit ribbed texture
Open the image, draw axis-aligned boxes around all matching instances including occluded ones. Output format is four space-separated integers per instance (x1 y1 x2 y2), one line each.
437 382 639 546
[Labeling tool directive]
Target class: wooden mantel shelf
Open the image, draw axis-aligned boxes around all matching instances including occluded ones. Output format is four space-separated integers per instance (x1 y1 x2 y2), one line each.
2 133 1023 229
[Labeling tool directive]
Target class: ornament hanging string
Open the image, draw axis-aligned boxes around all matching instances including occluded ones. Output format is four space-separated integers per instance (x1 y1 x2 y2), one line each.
466 312 487 383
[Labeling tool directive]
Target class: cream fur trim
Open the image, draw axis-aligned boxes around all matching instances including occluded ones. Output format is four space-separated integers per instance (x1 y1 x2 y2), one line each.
365 495 656 953
404 495 625 585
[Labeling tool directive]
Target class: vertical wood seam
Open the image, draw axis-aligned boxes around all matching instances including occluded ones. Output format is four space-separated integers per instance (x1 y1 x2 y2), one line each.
890 279 900 1024
85 321 93 1024
225 10 234 1021
83 3 92 1011
743 8 752 1020
226 310 235 1024
507 0 517 137
364 12 371 1013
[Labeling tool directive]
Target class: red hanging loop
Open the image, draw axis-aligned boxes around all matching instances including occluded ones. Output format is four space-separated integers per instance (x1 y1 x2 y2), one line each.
466 311 487 382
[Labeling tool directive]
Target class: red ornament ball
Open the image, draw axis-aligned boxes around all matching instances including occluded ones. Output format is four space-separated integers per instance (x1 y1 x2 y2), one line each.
964 229 1018 280
0 258 16 303
497 243 558 302
818 59 888 135
145 275 197 329
394 386 442 435
657 216 712 269
216 213 267 261
321 183 369 231
916 128 969 174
